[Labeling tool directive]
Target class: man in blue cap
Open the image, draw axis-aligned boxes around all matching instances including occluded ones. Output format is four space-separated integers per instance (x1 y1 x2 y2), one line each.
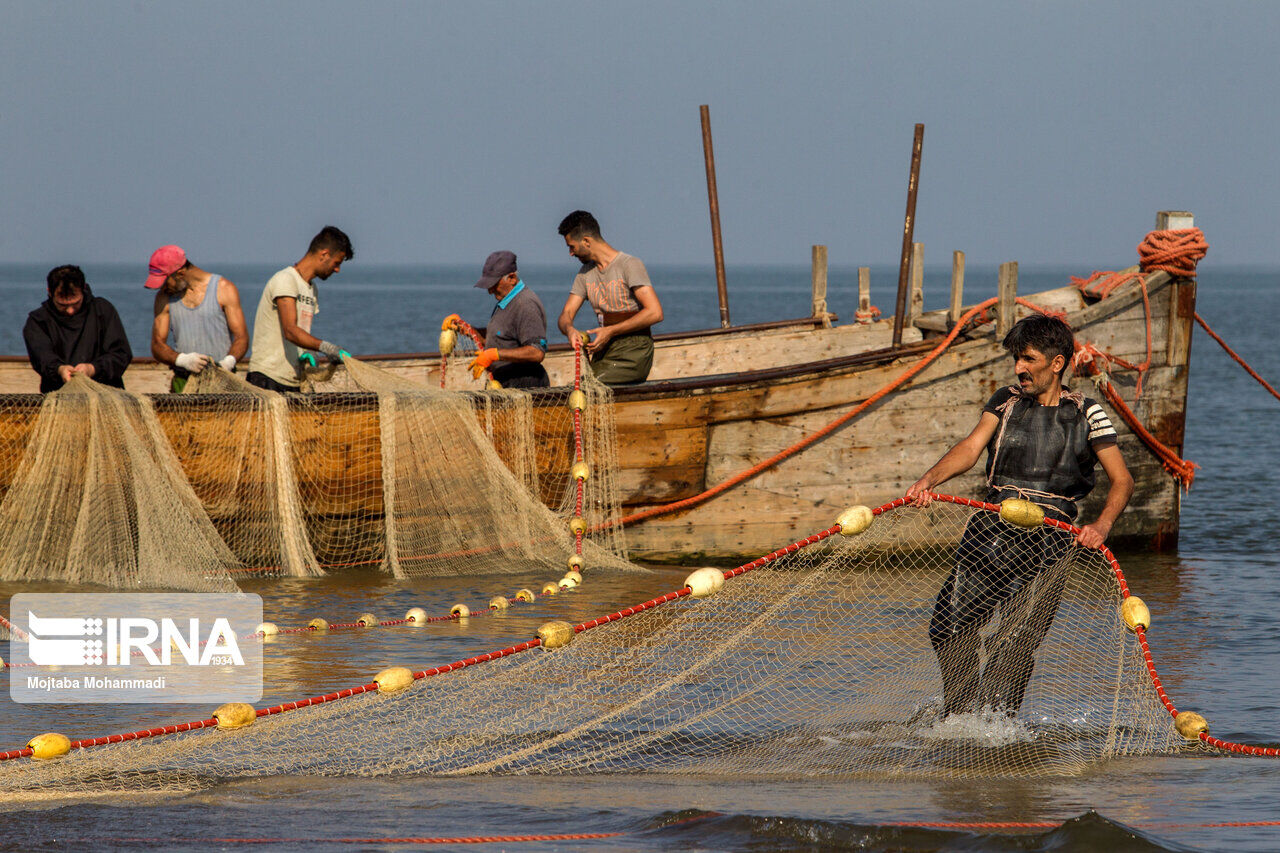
447 250 550 388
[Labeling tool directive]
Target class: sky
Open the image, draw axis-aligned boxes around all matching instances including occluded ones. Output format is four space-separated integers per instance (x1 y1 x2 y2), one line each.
2 1 1276 271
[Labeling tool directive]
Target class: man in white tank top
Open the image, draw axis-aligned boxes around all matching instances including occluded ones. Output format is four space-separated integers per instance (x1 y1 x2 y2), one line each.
145 244 249 392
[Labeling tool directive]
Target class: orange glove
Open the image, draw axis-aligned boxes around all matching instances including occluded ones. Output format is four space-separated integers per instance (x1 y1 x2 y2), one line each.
442 313 461 331
470 348 499 379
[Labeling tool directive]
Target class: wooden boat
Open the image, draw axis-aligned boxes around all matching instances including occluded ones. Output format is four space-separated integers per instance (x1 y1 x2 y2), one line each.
0 216 1198 563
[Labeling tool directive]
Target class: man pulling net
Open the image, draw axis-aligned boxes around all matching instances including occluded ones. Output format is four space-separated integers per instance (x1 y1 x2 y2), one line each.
906 314 1134 718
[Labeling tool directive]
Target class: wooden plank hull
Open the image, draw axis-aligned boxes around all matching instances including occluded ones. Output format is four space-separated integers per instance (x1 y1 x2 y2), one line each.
0 273 1194 565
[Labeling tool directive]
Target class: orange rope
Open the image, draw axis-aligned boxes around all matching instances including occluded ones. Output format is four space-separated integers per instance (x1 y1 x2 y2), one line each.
616 297 1000 527
1138 228 1209 277
1195 312 1280 403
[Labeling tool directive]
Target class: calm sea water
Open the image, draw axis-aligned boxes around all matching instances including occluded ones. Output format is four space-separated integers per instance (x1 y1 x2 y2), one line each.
1 262 1279 851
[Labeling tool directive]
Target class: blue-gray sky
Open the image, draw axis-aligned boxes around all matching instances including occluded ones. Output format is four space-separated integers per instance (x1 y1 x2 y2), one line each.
2 1 1276 270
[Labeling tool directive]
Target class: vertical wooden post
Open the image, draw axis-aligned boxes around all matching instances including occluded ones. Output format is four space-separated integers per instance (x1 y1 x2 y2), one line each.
906 242 924 328
857 267 872 323
1157 211 1196 365
811 245 831 328
892 123 925 348
700 105 731 328
997 261 1018 338
949 250 965 328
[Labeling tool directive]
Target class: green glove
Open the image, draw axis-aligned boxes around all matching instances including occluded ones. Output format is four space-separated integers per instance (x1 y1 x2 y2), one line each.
298 352 318 368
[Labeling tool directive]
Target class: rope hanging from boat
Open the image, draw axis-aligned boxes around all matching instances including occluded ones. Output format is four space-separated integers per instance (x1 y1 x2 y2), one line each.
615 296 1001 528
1194 312 1280 404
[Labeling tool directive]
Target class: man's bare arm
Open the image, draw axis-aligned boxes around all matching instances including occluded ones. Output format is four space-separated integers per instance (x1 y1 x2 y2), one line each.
275 296 324 351
905 411 1000 506
558 292 586 338
1075 443 1134 549
150 292 179 365
219 279 250 360
584 286 663 355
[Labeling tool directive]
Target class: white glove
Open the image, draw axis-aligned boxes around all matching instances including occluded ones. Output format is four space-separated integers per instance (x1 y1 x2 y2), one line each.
218 355 237 372
175 352 211 374
318 340 343 361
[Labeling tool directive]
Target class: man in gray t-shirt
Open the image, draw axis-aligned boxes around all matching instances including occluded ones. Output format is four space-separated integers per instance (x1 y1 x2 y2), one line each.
555 210 663 385
454 250 549 388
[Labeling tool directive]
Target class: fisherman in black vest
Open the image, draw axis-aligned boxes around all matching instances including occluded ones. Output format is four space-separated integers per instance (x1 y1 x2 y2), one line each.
905 314 1134 718
23 265 132 393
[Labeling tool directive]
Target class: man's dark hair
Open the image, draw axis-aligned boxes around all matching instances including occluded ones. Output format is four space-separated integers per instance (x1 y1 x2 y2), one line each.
558 210 602 240
1002 314 1075 377
46 265 86 297
308 225 354 260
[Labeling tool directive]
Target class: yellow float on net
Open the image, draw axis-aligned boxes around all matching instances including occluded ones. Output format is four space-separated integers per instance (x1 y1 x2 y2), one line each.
569 517 588 536
571 462 590 482
541 582 560 596
559 572 581 589
537 621 576 649
1121 596 1151 632
1175 710 1209 740
438 328 457 356
489 596 510 611
307 617 330 632
357 613 379 627
213 703 257 730
487 379 503 390
27 732 71 760
568 390 587 411
685 567 726 599
255 622 279 637
404 607 428 625
567 554 585 572
450 604 471 618
836 506 874 536
515 589 536 603
374 666 415 694
999 498 1045 528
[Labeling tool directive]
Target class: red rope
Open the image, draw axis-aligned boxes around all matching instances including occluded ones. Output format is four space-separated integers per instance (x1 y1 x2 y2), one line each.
0 523 841 761
6 498 1277 763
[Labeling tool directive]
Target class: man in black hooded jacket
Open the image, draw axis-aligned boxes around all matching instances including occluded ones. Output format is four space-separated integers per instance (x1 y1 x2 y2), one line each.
23 265 132 393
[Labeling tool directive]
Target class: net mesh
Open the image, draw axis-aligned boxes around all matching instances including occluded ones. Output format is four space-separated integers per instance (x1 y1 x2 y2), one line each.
0 502 1182 797
176 367 322 578
0 376 238 591
308 355 630 576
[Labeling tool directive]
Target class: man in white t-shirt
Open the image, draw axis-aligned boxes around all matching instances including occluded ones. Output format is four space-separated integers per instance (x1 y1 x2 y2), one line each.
247 226 353 392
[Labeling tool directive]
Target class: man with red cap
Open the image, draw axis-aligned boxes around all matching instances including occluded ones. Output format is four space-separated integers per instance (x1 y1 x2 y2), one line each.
145 245 249 392
443 250 549 388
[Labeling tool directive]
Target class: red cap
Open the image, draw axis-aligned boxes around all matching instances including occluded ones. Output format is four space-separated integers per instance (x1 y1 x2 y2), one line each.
145 245 187 288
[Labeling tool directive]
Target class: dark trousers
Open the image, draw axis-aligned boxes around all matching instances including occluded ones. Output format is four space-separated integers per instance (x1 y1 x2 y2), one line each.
493 367 551 389
928 512 1071 716
246 371 300 394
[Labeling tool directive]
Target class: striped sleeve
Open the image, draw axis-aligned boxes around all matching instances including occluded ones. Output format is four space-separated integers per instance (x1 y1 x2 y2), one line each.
1085 401 1118 445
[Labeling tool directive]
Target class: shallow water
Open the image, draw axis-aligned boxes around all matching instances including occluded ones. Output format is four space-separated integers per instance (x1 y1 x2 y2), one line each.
1 265 1279 850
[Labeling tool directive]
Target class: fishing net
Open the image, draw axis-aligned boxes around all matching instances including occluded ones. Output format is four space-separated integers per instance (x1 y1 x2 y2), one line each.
0 501 1182 797
170 367 322 578
0 376 238 592
293 355 630 576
